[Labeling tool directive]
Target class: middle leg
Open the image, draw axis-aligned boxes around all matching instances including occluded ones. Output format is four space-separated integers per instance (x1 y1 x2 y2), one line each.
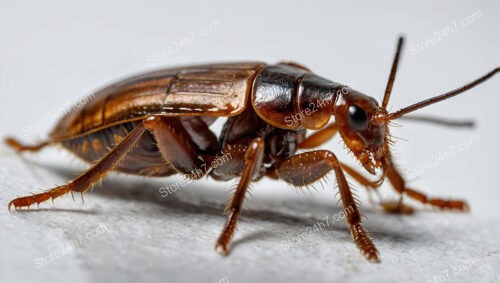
213 137 265 255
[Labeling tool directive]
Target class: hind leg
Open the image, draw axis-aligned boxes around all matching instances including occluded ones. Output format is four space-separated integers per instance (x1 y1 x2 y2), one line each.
8 122 148 210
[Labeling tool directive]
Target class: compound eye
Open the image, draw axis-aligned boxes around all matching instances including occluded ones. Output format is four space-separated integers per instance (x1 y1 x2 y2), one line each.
348 105 368 131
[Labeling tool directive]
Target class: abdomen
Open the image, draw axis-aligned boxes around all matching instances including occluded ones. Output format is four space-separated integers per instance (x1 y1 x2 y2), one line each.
62 122 177 177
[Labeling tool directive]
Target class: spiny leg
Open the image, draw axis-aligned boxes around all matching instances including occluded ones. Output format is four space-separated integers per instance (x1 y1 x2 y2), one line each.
298 124 396 211
143 116 206 178
297 123 381 195
384 164 469 213
214 137 265 255
275 150 379 262
297 120 467 214
298 123 382 195
4 137 51 153
8 122 148 210
341 163 414 214
297 121 381 190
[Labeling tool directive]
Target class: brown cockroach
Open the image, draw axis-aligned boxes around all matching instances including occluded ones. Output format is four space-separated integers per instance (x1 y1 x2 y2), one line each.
5 36 498 262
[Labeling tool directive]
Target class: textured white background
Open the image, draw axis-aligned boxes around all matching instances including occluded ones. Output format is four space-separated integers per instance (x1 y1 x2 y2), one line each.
0 1 499 283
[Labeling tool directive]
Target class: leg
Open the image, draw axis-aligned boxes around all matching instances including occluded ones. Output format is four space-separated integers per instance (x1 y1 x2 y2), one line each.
341 152 468 213
298 124 383 193
299 123 337 149
214 137 265 255
143 116 206 178
384 164 469 212
8 122 148 209
275 150 379 262
341 163 415 214
5 137 51 153
341 163 383 190
8 116 216 210
297 121 463 214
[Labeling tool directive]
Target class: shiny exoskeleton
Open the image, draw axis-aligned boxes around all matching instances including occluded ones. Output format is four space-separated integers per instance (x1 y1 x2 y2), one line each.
6 37 499 262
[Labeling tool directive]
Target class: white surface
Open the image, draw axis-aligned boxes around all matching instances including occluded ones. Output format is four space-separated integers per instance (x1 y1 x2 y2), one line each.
1 1 499 283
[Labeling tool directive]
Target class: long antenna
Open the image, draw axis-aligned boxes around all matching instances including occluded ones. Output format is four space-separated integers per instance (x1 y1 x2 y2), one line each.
399 115 475 128
385 68 499 121
381 36 404 109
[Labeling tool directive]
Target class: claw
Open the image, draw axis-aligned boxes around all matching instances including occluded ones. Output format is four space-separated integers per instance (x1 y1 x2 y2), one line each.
215 242 230 256
8 192 52 210
381 200 415 215
367 176 384 189
429 199 470 212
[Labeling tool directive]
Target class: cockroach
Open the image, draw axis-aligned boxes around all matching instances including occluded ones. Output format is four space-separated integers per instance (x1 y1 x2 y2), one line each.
5 36 498 262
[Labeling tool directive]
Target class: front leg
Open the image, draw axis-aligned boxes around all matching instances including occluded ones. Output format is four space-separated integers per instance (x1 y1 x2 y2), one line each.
384 163 469 212
275 150 379 262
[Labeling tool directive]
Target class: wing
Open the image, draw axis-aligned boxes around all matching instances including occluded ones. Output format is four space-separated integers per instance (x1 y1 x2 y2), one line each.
50 62 267 140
